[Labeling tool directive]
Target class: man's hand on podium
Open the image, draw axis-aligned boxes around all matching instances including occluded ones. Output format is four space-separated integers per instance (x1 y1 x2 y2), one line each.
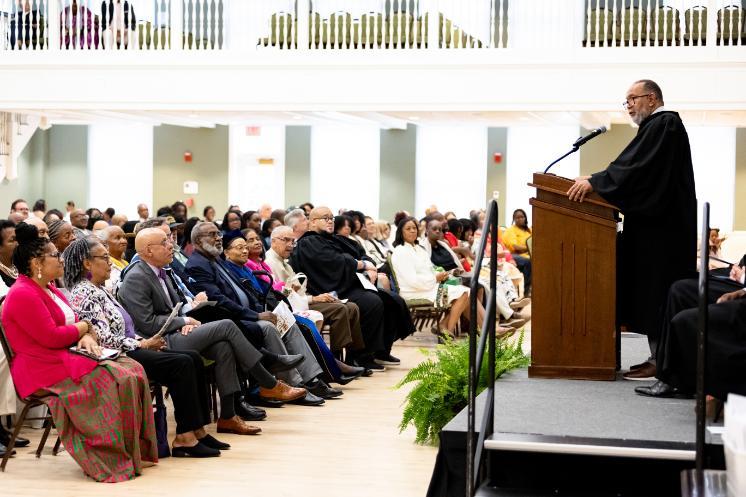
568 176 594 203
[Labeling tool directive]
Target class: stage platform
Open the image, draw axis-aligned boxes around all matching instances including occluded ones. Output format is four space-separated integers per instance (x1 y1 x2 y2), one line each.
427 334 725 497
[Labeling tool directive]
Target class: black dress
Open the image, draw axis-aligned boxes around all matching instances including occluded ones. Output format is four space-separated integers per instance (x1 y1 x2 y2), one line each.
588 111 697 358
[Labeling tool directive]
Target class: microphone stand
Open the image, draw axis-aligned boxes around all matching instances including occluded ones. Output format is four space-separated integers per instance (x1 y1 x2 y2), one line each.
543 145 579 174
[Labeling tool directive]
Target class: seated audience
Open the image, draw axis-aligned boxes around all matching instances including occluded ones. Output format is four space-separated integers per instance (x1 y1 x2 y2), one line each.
111 213 128 227
9 199 29 221
203 205 216 223
171 201 188 223
43 209 64 224
266 226 367 375
283 209 308 240
185 222 332 403
117 228 306 429
69 209 91 239
1 224 156 482
65 237 226 457
261 218 282 250
635 262 746 399
391 217 493 337
137 203 150 223
444 218 473 271
373 220 393 253
32 199 46 219
501 209 532 295
291 207 389 371
180 217 201 257
299 202 314 216
241 210 261 234
98 225 129 292
244 229 285 292
421 219 463 272
0 220 19 289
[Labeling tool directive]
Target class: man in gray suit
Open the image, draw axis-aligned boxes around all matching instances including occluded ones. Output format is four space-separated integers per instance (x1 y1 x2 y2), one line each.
118 228 308 435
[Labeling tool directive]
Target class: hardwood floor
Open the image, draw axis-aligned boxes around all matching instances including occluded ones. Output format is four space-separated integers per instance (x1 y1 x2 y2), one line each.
2 336 439 497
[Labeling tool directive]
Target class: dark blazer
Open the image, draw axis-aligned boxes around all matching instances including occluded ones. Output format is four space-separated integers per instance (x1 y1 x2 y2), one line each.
117 260 187 338
185 251 266 346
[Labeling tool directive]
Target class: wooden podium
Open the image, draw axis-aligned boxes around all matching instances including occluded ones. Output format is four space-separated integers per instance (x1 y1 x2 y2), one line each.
528 173 620 380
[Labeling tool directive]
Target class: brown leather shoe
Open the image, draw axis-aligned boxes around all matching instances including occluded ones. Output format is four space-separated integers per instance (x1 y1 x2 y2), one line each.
259 380 307 403
623 362 656 381
216 416 261 435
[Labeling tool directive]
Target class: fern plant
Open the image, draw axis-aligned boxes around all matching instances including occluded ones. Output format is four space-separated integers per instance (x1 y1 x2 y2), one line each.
396 332 530 446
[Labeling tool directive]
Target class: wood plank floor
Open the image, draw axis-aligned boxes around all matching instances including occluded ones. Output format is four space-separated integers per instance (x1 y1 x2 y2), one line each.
2 335 439 497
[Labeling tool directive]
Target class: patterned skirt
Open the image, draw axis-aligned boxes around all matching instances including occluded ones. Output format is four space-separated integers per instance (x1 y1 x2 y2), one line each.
46 356 158 483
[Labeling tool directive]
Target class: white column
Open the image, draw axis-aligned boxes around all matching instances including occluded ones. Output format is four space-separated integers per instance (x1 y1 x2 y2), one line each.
227 0 251 50
506 125 580 226
171 0 184 50
688 126 736 232
87 123 153 220
415 125 487 219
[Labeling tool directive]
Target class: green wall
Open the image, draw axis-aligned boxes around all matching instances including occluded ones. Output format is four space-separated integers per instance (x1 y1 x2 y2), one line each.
736 128 746 230
46 126 88 211
153 125 229 219
285 126 311 207
578 124 637 177
379 124 416 222
486 127 508 225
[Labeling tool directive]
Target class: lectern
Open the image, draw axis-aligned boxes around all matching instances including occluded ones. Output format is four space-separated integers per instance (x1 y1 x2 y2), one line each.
528 173 620 380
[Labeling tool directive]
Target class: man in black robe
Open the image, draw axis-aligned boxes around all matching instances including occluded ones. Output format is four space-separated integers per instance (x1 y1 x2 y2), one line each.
568 80 697 380
635 262 746 399
290 206 386 371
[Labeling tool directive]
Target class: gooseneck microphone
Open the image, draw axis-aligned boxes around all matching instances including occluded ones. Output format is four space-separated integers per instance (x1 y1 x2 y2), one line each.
572 126 608 148
544 126 608 174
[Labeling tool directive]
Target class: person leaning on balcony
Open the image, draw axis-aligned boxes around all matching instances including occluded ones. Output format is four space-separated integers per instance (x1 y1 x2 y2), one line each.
60 0 99 50
1 223 157 482
568 79 697 381
101 0 136 49
65 237 226 458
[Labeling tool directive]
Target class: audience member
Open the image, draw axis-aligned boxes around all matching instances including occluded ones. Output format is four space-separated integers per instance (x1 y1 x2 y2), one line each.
25 216 49 239
373 220 393 252
69 209 90 239
171 201 188 222
258 204 272 221
9 199 29 221
1 223 156 482
422 219 463 272
185 222 328 404
260 218 281 250
241 210 261 233
203 205 216 223
103 207 115 223
65 237 225 458
180 216 200 257
98 225 128 292
299 202 314 216
0 220 18 289
137 203 150 223
91 219 109 234
43 209 64 224
32 199 46 219
222 210 242 233
48 220 75 253
111 213 127 227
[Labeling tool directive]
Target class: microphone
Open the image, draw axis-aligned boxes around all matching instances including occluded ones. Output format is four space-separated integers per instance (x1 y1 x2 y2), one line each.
572 126 607 148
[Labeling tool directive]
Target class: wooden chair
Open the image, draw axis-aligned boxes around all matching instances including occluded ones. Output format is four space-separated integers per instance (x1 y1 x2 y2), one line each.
525 235 533 258
0 299 61 472
387 255 453 336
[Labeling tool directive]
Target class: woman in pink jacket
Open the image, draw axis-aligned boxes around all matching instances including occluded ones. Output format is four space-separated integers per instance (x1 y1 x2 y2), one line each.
0 223 156 482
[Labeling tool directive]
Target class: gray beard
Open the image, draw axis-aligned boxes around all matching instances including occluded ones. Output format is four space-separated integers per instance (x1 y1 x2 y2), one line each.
201 243 222 258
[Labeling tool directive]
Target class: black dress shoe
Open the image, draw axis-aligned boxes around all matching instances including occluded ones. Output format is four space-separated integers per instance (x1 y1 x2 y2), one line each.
235 400 268 421
355 358 385 372
634 380 693 399
172 441 221 458
0 441 16 457
289 391 325 406
245 392 285 408
266 354 305 374
306 379 343 399
374 352 401 365
198 434 231 450
0 427 29 448
333 369 364 385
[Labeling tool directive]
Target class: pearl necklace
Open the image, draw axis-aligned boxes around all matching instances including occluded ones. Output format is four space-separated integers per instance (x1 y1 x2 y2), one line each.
0 260 18 279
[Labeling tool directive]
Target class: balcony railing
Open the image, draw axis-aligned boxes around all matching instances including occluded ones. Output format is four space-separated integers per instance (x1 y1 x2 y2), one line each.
0 0 743 53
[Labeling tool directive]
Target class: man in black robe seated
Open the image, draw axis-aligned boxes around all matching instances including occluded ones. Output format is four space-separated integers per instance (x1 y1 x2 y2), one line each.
568 79 697 380
290 206 386 372
635 261 746 399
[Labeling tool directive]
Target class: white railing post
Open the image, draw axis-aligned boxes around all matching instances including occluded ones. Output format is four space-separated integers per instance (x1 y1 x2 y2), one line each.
297 0 310 50
48 0 60 51
171 0 184 50
426 0 438 49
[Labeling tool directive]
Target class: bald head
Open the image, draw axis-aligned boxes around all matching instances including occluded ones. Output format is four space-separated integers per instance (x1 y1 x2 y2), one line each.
135 227 173 268
26 216 49 239
92 220 109 233
308 206 334 234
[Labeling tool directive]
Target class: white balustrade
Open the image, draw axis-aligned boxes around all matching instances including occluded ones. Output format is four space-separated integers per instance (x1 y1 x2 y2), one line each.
584 0 744 48
0 0 743 52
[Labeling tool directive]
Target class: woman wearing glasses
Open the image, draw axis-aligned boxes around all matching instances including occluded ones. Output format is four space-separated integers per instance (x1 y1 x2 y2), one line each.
0 224 158 482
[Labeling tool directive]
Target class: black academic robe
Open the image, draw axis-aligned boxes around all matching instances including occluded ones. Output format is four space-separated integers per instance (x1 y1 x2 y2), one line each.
289 231 362 297
589 111 697 349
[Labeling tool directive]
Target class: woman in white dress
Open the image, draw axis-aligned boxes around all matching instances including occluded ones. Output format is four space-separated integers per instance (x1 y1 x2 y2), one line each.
391 216 487 336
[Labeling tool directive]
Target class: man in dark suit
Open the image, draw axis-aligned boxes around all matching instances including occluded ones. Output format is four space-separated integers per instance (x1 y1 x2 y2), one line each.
118 228 307 433
186 221 340 402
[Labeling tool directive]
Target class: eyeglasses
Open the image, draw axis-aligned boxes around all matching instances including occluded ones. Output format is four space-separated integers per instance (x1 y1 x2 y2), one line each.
44 252 62 260
148 239 172 248
202 231 223 239
277 237 295 244
229 244 249 251
89 254 111 262
622 93 652 109
312 215 334 222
